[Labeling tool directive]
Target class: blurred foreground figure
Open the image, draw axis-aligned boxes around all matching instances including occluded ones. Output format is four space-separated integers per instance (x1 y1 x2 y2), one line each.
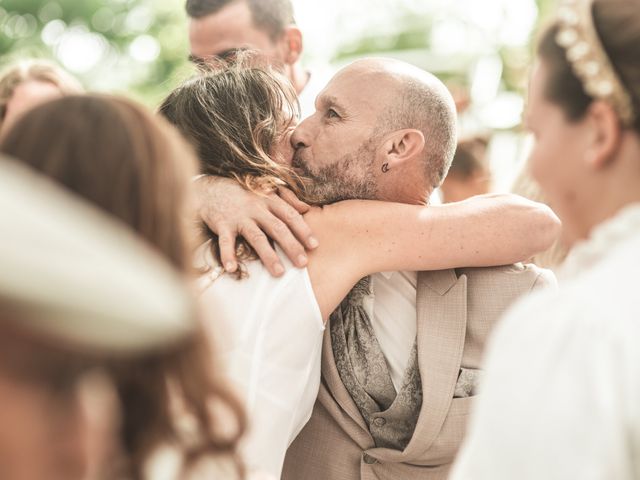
0 95 246 479
0 157 196 480
451 0 640 478
0 60 82 135
440 136 492 203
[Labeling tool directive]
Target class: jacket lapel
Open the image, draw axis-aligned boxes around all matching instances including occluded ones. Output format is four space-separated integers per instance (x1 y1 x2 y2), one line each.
403 269 468 458
320 325 370 433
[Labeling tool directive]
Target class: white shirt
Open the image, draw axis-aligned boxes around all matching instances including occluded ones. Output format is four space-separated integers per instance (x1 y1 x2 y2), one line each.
197 246 324 478
451 204 640 480
367 271 418 391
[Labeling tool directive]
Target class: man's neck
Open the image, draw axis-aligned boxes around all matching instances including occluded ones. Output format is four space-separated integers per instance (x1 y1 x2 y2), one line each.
377 188 431 206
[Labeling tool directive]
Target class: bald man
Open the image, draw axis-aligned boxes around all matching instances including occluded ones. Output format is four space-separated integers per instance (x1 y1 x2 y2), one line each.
278 58 555 480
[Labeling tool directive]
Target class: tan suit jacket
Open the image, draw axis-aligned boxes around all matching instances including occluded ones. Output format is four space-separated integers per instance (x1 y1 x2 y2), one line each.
282 264 555 480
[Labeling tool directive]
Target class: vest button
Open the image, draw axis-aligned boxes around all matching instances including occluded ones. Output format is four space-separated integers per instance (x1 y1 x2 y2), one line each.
362 453 378 465
373 417 386 427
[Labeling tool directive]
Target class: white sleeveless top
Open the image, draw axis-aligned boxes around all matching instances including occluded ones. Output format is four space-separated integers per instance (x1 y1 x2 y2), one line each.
196 245 324 478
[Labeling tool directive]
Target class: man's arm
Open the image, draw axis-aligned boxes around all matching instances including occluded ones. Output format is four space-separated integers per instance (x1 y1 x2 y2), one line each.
194 176 318 276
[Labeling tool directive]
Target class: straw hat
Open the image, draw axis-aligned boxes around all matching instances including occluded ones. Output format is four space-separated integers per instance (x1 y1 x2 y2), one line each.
0 156 196 354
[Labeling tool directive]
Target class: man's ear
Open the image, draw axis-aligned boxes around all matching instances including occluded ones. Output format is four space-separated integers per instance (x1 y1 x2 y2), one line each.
382 129 425 167
281 26 303 65
584 100 623 169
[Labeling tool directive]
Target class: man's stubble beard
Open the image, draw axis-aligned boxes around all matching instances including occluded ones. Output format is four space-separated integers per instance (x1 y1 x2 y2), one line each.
292 138 379 205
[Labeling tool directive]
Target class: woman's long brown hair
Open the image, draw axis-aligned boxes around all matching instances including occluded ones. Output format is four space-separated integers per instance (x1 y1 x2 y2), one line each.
159 62 310 277
0 95 246 478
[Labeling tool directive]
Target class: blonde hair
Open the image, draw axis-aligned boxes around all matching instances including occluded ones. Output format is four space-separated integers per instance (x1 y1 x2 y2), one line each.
0 59 83 127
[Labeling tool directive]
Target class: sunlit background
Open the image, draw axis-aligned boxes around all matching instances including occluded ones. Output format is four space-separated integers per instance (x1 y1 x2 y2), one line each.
0 0 558 189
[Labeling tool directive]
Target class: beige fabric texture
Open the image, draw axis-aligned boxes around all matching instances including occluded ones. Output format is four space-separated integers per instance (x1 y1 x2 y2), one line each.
282 263 555 480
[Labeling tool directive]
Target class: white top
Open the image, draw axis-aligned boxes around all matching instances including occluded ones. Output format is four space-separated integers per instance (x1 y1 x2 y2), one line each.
367 271 418 391
451 204 640 480
197 246 324 478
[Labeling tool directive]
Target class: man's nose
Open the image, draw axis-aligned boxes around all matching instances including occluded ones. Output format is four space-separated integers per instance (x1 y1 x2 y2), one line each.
291 116 312 149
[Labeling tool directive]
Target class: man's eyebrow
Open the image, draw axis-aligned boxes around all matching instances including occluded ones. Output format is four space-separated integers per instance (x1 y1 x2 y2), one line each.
318 94 348 113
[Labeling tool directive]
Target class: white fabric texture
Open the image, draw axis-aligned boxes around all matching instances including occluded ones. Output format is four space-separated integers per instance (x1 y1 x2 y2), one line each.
367 271 418 392
451 203 640 480
197 246 324 478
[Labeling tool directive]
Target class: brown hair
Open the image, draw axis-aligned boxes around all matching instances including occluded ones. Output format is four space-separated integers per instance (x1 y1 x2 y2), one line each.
0 59 83 128
537 0 640 131
186 0 295 39
0 95 246 478
159 63 306 275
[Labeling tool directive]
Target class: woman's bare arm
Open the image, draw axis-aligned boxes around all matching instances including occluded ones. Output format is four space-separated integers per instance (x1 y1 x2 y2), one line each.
305 193 561 319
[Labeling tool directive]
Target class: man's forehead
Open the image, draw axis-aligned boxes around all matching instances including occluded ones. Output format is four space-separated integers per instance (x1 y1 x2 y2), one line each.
188 2 274 59
318 70 393 110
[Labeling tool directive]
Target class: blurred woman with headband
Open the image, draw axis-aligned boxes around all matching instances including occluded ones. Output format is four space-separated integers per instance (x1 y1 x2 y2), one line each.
452 0 640 478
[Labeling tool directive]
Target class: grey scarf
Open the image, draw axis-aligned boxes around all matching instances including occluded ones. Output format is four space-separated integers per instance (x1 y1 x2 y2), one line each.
330 277 422 450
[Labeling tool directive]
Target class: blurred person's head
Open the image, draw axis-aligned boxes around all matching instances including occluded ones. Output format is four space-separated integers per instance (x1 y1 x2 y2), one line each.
0 327 116 480
528 0 640 246
0 157 201 480
0 60 83 135
440 135 492 203
0 96 246 478
160 62 304 274
290 58 458 205
186 0 308 94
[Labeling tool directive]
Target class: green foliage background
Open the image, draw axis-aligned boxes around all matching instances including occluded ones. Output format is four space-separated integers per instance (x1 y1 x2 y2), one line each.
0 0 557 107
0 0 191 106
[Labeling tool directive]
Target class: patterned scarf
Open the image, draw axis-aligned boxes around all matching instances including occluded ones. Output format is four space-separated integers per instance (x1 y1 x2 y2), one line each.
330 277 423 450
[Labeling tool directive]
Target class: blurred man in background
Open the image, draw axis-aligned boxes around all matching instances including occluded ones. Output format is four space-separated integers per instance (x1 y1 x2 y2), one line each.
186 0 324 117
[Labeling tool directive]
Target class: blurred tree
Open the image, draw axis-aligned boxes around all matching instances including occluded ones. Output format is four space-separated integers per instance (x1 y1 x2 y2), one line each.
0 0 192 106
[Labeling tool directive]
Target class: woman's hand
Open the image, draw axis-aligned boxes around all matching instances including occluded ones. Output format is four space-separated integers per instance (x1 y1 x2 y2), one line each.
194 176 318 276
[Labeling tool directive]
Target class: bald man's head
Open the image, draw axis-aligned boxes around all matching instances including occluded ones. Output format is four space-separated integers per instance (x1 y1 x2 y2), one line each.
347 59 458 188
291 58 457 204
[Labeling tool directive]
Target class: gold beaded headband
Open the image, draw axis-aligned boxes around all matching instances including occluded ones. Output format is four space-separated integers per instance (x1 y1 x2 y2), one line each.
555 0 636 126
